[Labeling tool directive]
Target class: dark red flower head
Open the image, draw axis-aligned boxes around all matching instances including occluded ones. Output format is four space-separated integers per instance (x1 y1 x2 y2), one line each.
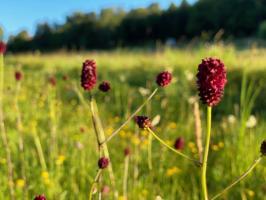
49 76 56 86
98 157 109 169
196 58 227 107
124 147 130 156
156 71 172 87
34 194 46 200
15 71 23 81
174 137 185 150
260 140 266 156
99 81 111 92
0 41 6 54
81 60 97 91
135 116 152 129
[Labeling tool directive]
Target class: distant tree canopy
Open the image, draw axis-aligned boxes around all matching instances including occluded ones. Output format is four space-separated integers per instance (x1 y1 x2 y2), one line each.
7 0 266 52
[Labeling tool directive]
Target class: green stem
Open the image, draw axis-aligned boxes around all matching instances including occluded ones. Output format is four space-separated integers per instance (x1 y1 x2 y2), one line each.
123 156 129 198
211 156 262 200
0 54 15 200
101 88 158 145
89 169 102 200
201 106 212 200
148 133 153 170
147 128 201 166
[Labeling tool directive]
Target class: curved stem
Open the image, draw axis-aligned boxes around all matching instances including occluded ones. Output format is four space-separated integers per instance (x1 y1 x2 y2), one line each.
201 106 212 200
211 156 262 200
148 133 153 170
89 170 102 200
101 88 158 145
147 128 201 166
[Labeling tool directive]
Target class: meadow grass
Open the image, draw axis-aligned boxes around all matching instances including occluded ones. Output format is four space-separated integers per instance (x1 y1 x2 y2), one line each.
0 43 265 199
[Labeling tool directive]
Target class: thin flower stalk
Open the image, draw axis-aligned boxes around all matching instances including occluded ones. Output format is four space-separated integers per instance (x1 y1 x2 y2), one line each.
193 101 203 162
147 128 201 166
0 53 15 200
211 156 262 200
89 96 118 197
201 106 212 200
14 77 27 196
123 154 129 198
101 88 158 145
89 169 102 200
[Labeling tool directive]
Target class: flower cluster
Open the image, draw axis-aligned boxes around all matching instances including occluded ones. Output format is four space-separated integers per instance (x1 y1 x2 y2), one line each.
98 157 109 169
197 58 227 107
156 71 172 87
261 140 266 156
0 41 6 54
15 71 23 81
174 137 185 150
135 116 152 129
81 60 97 91
34 194 46 200
99 81 111 92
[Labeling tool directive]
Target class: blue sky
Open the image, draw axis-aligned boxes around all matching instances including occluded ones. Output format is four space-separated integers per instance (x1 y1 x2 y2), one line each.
0 0 195 39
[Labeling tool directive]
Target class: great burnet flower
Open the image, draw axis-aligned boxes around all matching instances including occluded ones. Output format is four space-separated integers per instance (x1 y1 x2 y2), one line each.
196 58 227 107
156 71 172 87
260 140 266 156
49 76 56 86
98 157 109 169
124 147 130 156
135 116 152 129
81 59 97 91
34 194 46 200
99 81 111 92
15 71 23 81
0 41 6 54
174 137 185 150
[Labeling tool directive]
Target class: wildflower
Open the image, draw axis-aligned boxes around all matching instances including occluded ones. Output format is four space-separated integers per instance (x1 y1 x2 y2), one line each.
49 76 56 86
246 115 257 128
218 142 224 148
81 59 97 91
34 194 46 200
62 75 68 81
156 71 172 87
211 144 219 151
174 137 185 150
246 189 255 197
16 179 25 188
99 81 111 92
56 155 66 166
227 114 236 124
98 157 109 169
102 185 110 196
166 166 181 177
260 140 266 156
0 41 6 54
124 147 130 156
167 122 177 129
135 116 152 129
41 171 49 180
197 58 227 107
15 71 23 81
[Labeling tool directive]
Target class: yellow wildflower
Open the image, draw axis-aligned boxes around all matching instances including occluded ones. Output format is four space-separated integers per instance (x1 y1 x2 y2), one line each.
168 122 177 129
218 142 224 148
166 167 181 177
188 142 196 149
246 189 255 197
211 144 219 151
0 158 6 164
56 155 66 166
16 179 25 188
41 171 49 179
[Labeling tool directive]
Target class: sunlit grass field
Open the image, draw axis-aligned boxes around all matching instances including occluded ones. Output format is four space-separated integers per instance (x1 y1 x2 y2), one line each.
1 43 266 199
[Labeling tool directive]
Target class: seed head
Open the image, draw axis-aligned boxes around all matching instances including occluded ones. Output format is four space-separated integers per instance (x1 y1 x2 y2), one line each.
156 71 172 87
260 140 266 156
124 147 130 156
99 81 111 92
0 41 6 54
98 157 109 169
81 60 97 91
135 116 152 129
49 76 56 86
15 71 23 81
196 58 227 107
174 137 185 150
34 194 46 200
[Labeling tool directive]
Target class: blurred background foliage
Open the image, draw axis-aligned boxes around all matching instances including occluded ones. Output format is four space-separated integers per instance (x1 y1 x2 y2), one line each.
6 0 266 52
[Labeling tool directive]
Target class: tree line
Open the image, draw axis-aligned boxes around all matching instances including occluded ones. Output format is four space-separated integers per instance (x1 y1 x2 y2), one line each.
7 0 266 52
